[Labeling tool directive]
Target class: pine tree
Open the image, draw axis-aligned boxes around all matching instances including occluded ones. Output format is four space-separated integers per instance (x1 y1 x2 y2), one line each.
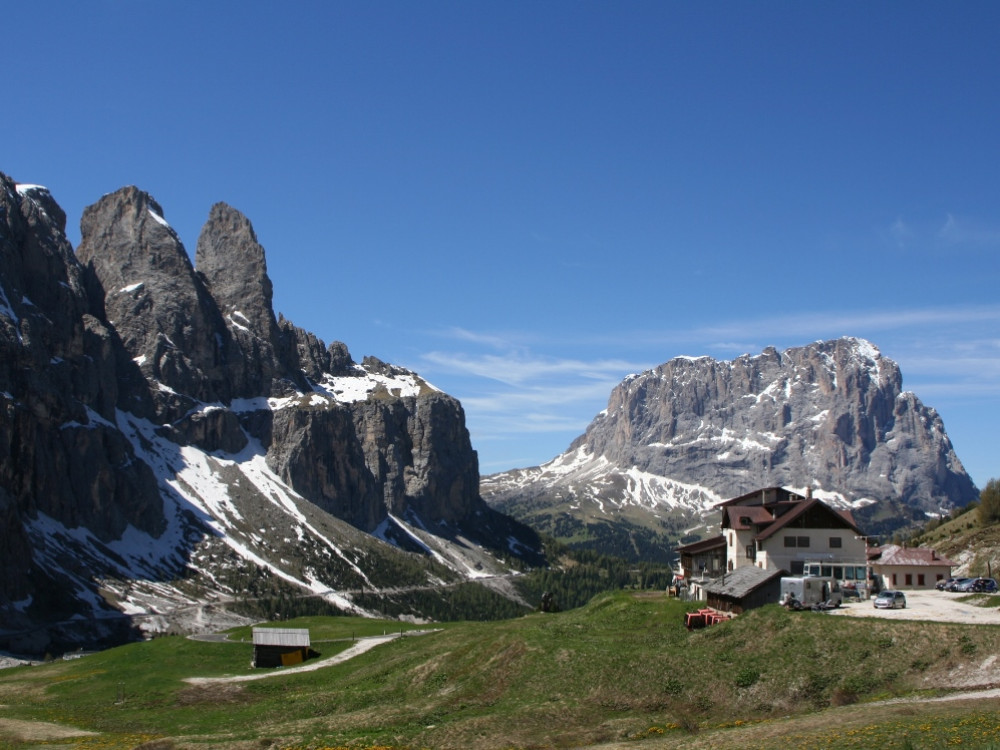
977 478 1000 526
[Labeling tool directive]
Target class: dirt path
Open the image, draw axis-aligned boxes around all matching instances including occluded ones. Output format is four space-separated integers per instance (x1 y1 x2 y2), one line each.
185 633 400 684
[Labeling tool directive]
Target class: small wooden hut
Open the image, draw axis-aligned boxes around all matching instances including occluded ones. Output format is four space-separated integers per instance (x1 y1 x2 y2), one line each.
252 627 311 668
702 566 785 615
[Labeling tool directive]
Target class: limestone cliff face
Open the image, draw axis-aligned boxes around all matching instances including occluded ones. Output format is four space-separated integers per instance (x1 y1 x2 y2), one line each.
0 173 537 648
0 179 166 629
577 338 976 510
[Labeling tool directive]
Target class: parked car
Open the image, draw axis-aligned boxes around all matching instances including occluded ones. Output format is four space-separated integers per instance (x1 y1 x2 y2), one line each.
953 578 980 592
972 578 998 593
873 590 907 609
937 577 959 591
945 577 973 592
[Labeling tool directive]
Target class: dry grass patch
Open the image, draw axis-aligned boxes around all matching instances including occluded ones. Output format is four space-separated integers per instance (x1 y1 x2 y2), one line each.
0 717 99 741
176 682 253 706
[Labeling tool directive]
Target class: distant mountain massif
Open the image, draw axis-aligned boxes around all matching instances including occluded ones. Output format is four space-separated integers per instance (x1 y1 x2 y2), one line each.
0 173 541 653
483 338 979 561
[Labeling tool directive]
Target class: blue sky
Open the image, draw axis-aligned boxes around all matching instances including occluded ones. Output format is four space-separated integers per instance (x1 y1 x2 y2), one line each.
6 2 999 488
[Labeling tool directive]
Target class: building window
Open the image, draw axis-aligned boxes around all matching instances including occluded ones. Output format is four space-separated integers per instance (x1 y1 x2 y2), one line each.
745 544 756 560
918 574 925 586
892 574 897 586
905 574 913 586
784 536 811 548
829 537 842 548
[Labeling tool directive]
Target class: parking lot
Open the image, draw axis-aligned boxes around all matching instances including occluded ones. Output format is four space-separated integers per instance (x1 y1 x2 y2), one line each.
827 588 1000 624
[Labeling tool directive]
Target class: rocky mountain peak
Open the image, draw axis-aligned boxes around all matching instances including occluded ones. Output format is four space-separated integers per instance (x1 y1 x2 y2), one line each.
194 201 307 397
79 186 186 280
77 186 232 411
195 202 276 336
583 337 971 509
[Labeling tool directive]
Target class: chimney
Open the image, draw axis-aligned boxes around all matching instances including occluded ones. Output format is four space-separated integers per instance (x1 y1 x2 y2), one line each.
806 486 813 500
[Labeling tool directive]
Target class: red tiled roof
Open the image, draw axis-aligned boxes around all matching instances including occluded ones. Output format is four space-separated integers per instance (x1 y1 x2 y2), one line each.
723 505 773 530
715 486 804 508
676 535 726 555
753 498 862 541
872 544 955 568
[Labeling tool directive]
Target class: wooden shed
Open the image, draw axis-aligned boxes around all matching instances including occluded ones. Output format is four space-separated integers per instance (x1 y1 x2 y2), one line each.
252 627 312 668
702 566 786 615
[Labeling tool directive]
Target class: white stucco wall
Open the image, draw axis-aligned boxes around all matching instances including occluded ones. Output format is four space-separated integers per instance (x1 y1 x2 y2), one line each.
874 565 951 590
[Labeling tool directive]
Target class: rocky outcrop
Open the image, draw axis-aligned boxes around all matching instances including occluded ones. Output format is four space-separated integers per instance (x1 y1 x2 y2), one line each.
0 172 540 649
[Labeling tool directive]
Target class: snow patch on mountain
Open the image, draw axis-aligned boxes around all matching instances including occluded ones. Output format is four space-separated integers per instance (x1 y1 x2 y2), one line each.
482 445 723 517
22 401 519 631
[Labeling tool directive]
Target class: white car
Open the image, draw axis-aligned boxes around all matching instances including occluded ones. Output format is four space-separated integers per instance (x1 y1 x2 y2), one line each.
873 590 906 609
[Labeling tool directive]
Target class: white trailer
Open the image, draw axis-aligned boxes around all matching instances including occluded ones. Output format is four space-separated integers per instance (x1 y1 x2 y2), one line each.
779 575 842 610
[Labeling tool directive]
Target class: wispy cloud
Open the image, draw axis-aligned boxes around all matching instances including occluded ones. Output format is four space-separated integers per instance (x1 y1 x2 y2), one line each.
889 217 912 249
938 214 1000 247
882 214 1000 252
422 350 647 387
460 378 624 413
693 305 1000 345
410 303 1000 474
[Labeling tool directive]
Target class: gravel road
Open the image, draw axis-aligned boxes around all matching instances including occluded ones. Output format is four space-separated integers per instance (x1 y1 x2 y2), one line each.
827 588 1000 624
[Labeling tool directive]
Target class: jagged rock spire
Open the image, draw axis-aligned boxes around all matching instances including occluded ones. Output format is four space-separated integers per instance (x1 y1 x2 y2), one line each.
77 186 233 410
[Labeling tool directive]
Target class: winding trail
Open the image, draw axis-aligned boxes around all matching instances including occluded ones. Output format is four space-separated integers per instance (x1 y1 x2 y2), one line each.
185 630 438 684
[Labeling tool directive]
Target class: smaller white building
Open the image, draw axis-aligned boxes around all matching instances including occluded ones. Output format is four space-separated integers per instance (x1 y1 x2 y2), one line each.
869 545 954 590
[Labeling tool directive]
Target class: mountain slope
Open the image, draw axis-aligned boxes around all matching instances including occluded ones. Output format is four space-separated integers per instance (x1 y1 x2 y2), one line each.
483 339 978 558
0 173 541 653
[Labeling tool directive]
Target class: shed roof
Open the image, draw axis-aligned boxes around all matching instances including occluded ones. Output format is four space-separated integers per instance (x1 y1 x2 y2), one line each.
252 627 310 647
702 566 785 599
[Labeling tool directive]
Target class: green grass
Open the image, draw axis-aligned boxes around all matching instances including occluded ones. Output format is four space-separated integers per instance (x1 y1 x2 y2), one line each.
226 614 440 642
2 595 1000 749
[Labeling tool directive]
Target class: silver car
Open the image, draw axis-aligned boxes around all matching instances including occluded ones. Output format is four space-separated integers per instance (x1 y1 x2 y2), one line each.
873 590 907 609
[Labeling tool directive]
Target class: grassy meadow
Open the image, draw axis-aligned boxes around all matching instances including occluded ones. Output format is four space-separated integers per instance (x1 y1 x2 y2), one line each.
2 593 1000 749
